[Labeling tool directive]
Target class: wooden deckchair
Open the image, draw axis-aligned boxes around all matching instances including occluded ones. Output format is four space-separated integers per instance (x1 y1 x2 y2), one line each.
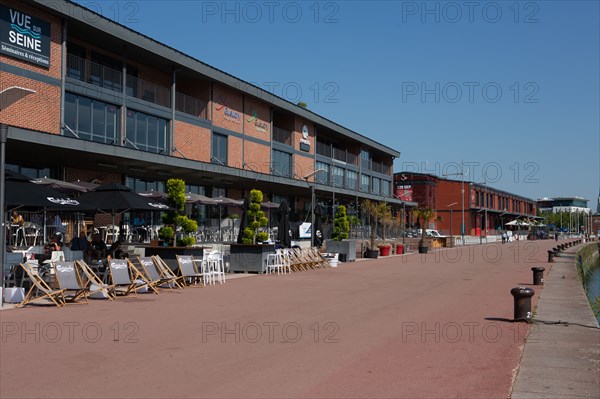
134 257 183 291
176 255 204 287
75 260 116 300
17 262 66 308
109 259 153 297
151 255 186 289
54 261 89 304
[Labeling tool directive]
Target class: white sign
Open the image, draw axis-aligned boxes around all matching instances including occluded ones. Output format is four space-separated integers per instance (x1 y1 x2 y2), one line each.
299 222 312 238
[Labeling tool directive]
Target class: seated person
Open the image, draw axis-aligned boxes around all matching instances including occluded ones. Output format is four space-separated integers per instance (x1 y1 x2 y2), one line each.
87 233 107 261
11 211 24 226
108 240 128 259
70 232 90 252
133 213 147 242
38 233 63 265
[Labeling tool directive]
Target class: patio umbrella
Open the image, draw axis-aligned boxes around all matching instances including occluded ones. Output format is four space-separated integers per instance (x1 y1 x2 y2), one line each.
276 200 291 248
5 170 81 209
313 203 324 248
186 193 217 205
236 195 250 244
212 196 243 241
31 177 89 193
74 183 174 240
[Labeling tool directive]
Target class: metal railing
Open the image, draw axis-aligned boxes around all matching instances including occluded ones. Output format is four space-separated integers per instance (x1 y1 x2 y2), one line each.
175 92 209 119
66 54 122 92
272 127 292 145
126 74 171 108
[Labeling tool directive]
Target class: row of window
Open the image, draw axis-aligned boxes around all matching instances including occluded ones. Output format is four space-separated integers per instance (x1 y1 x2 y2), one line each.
475 191 534 213
316 161 391 196
65 93 169 154
65 93 392 197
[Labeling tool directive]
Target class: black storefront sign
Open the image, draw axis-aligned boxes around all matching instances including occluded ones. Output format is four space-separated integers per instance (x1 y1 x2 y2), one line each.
0 5 50 68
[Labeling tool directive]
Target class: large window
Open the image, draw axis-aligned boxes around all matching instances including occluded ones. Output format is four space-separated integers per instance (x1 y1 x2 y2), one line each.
315 161 330 184
125 177 165 193
271 149 292 178
372 177 381 195
211 133 228 165
332 166 344 187
126 109 168 154
360 149 371 171
381 180 391 196
65 93 119 144
347 170 357 190
360 174 370 192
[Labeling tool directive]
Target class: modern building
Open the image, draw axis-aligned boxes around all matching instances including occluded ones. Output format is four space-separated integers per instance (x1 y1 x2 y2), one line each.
537 197 591 214
394 172 538 236
1 0 402 232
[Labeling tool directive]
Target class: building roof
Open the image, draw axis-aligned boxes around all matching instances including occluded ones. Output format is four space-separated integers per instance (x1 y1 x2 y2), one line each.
395 172 536 203
31 0 400 158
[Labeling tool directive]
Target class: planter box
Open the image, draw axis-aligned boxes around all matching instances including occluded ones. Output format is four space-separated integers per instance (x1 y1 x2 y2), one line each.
325 239 357 262
379 246 391 256
229 244 275 274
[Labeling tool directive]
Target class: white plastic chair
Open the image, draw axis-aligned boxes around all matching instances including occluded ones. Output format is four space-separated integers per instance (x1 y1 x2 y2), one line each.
266 252 286 275
208 251 225 284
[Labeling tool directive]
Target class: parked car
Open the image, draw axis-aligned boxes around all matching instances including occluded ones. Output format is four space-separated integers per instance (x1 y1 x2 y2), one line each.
418 229 444 237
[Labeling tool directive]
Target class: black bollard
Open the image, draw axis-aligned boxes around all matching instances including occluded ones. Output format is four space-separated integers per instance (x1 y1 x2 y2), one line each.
531 267 545 285
511 286 535 321
547 250 554 263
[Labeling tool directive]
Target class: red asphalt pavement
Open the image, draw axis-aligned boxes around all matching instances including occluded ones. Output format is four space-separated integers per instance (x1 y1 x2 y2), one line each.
0 240 556 398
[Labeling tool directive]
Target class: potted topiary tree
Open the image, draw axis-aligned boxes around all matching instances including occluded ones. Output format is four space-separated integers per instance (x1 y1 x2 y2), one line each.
161 179 198 247
414 208 441 254
326 205 356 262
362 199 388 258
378 203 392 256
229 189 274 274
241 189 269 244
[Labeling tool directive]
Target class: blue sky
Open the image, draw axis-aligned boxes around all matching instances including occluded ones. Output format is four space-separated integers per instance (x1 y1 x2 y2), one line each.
77 0 599 208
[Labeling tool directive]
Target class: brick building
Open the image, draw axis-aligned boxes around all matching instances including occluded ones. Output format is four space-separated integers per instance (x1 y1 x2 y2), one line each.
394 172 537 236
1 0 402 229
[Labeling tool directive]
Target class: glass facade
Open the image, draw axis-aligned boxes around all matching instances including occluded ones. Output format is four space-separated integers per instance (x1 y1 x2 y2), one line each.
211 133 228 165
125 109 168 154
315 161 329 184
271 149 292 178
347 170 357 190
65 93 119 144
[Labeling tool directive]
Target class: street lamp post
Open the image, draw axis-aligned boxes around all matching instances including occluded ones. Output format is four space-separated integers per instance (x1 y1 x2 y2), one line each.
0 124 7 306
446 202 457 247
443 160 468 243
304 169 326 247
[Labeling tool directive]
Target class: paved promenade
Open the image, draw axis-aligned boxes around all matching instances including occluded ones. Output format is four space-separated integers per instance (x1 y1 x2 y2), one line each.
512 242 600 398
0 239 593 398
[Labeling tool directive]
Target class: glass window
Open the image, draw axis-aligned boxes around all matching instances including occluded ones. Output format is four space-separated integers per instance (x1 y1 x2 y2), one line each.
382 180 390 196
212 133 228 165
64 92 119 144
347 170 357 190
125 109 169 154
271 149 292 178
372 177 380 195
315 161 329 184
333 166 344 187
360 174 370 192
360 149 371 171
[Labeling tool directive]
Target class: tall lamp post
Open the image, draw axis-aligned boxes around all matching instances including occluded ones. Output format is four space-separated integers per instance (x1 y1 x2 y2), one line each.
446 202 457 247
471 181 488 243
304 169 326 247
0 124 8 306
443 160 468 242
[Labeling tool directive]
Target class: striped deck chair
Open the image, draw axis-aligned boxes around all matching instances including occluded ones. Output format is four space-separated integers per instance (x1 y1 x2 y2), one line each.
54 261 89 304
17 262 66 308
135 256 183 291
75 260 116 300
308 248 329 268
151 255 186 289
109 259 152 297
176 255 204 287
